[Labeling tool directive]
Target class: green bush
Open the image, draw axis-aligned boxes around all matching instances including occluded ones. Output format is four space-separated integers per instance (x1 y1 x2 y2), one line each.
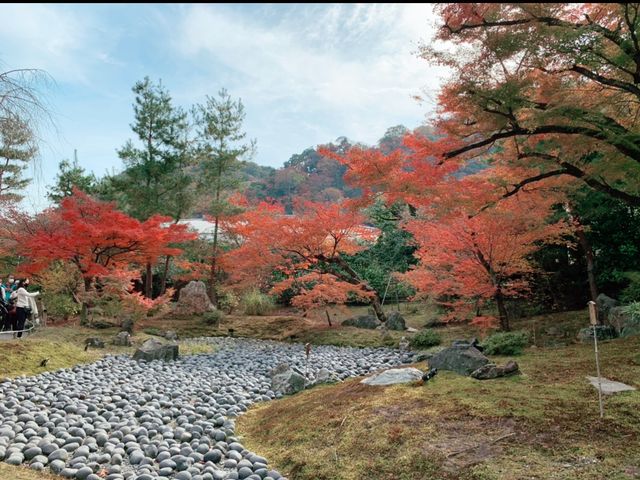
623 301 640 319
481 331 530 356
242 289 275 316
203 309 225 326
621 272 640 303
410 329 442 349
43 293 80 320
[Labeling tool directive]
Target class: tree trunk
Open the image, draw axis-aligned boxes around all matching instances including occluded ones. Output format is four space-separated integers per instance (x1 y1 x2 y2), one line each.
576 227 599 303
328 255 387 323
208 214 220 307
145 262 153 298
80 277 92 326
325 309 332 327
369 293 388 324
495 289 510 331
565 203 599 308
159 255 171 295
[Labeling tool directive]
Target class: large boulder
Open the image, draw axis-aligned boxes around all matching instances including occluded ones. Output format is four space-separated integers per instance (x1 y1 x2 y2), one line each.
596 293 618 324
361 367 423 386
312 368 339 386
133 338 179 362
113 331 131 347
342 314 380 330
386 311 407 331
471 360 520 380
428 345 490 376
577 325 617 343
609 306 640 338
174 281 216 315
270 363 306 395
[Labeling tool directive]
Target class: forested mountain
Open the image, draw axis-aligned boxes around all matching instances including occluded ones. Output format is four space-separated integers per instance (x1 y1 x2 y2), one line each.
239 124 435 212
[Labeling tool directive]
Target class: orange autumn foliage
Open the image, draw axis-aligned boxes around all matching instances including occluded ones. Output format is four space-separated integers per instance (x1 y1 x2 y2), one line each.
402 192 570 330
223 199 381 313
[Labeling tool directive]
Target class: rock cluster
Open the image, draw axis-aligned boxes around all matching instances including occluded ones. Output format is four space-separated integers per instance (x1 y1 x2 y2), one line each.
0 337 413 479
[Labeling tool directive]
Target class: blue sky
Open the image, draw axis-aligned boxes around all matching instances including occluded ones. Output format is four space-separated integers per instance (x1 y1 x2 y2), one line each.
0 4 447 212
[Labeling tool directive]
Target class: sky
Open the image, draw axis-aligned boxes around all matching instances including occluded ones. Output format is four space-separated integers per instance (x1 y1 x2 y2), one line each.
0 3 448 212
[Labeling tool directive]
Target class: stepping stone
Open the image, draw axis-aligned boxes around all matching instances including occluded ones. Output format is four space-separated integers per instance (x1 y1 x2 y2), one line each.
586 376 636 395
361 367 423 385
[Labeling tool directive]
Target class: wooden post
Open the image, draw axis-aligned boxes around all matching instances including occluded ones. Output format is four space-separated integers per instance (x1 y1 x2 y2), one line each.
588 301 604 418
305 343 311 382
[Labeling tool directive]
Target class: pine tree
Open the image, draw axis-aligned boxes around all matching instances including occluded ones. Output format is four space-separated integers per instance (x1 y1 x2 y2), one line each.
47 150 97 205
115 77 192 297
0 117 36 203
192 88 254 304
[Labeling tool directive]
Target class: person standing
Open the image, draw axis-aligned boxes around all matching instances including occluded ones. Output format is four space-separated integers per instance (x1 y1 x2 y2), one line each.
10 279 40 338
5 275 17 304
0 278 7 331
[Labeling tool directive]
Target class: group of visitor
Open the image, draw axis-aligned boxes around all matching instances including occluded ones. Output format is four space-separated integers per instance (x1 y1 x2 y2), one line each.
0 275 40 338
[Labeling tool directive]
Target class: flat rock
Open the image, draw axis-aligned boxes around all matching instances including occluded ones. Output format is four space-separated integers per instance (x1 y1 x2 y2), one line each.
586 376 636 395
361 367 423 385
471 360 520 380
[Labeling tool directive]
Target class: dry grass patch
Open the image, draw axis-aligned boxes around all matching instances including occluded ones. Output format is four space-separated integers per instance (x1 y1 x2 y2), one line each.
0 463 59 480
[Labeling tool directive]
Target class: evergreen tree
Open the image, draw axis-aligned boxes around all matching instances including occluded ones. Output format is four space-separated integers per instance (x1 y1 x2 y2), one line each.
115 77 192 297
192 88 254 304
0 117 36 203
47 150 97 205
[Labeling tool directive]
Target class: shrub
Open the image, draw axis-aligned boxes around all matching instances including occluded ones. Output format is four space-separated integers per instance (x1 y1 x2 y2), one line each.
42 293 80 320
242 289 275 316
218 289 240 314
203 309 225 327
623 301 640 319
481 331 530 356
410 329 442 349
621 272 640 303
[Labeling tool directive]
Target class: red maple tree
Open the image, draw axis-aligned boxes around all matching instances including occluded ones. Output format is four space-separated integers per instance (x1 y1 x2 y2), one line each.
402 192 569 331
324 134 570 330
18 189 196 317
419 3 640 207
222 199 387 321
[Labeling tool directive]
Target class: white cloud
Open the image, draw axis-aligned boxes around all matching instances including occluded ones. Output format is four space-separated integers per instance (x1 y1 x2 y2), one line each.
0 5 90 82
173 4 447 150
